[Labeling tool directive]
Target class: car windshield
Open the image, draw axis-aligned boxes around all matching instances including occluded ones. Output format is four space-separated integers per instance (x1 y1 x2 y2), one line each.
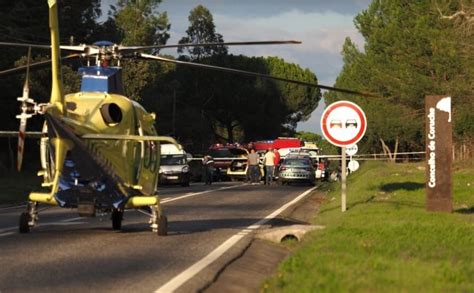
283 158 311 167
161 155 186 165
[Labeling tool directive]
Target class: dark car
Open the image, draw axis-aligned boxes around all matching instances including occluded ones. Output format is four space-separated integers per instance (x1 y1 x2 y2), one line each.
278 155 316 185
208 144 241 180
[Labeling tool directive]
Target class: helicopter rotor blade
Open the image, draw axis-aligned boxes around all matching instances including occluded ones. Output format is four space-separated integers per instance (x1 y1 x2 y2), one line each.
0 41 98 54
119 40 301 53
138 53 378 97
0 54 80 77
16 47 33 171
0 41 51 50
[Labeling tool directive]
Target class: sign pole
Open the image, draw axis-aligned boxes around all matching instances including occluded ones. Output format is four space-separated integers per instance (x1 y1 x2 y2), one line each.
341 146 347 212
320 101 366 213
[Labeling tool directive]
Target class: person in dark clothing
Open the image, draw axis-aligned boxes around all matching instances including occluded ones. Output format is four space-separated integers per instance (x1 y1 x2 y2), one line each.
247 149 260 183
202 155 215 185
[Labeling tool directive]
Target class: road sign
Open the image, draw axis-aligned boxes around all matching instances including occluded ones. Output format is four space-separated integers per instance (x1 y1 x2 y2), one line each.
345 144 358 156
321 101 367 147
348 160 359 172
425 95 452 212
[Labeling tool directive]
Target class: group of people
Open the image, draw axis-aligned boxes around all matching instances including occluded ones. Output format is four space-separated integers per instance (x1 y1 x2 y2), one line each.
202 148 281 185
247 148 280 185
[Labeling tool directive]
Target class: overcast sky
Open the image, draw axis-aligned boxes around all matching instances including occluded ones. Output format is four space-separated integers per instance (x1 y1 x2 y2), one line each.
102 0 371 134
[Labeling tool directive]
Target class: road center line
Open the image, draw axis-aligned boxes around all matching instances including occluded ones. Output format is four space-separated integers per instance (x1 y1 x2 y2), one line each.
0 184 245 236
0 204 26 211
155 186 317 293
161 184 245 204
0 221 88 237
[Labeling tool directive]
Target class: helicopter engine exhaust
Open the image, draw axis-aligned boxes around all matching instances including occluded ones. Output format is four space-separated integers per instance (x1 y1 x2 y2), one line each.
100 103 122 126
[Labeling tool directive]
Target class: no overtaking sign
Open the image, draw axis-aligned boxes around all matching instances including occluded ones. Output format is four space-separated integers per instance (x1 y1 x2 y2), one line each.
321 101 367 147
320 100 367 213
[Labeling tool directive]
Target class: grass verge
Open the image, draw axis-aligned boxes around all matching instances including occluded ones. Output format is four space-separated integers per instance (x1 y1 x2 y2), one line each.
264 161 474 292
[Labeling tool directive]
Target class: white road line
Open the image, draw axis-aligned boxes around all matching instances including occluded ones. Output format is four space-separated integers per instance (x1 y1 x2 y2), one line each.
161 184 245 204
0 204 26 211
0 227 16 234
61 217 83 222
0 221 87 237
0 184 245 237
155 186 317 293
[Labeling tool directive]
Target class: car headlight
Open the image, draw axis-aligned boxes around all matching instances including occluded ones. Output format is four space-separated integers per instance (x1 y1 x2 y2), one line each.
182 165 189 173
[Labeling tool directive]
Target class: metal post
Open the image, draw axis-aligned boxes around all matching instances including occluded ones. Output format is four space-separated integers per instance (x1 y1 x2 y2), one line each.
341 146 347 212
172 89 176 136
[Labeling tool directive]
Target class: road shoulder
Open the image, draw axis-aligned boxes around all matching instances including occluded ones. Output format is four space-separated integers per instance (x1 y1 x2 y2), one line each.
203 188 326 292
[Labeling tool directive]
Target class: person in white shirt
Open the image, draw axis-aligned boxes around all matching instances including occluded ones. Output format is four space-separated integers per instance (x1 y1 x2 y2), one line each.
263 148 276 185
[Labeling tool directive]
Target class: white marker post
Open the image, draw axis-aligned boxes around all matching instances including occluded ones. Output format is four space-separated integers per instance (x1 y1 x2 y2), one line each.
321 101 367 212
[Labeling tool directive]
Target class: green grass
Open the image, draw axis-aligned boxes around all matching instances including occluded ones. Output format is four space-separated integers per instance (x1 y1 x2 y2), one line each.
264 161 474 292
0 170 42 204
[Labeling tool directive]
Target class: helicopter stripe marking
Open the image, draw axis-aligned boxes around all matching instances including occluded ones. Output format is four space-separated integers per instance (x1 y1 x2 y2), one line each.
160 184 245 204
155 186 317 293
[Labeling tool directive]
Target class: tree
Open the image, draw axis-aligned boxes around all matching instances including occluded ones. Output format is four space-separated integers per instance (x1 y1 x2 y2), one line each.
327 0 473 156
112 0 170 101
295 131 339 155
151 53 321 148
0 1 102 170
177 5 227 60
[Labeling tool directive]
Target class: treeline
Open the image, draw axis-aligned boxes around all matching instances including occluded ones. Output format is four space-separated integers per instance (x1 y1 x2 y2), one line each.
0 1 320 165
326 0 474 159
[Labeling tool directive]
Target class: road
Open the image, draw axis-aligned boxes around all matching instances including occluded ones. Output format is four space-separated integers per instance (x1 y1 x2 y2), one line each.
0 182 316 292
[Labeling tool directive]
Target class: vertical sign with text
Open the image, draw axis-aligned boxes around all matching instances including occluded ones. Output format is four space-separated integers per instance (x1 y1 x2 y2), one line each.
425 95 452 212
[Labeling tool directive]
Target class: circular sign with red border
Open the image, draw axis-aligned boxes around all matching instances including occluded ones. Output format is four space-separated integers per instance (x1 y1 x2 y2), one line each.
320 101 367 147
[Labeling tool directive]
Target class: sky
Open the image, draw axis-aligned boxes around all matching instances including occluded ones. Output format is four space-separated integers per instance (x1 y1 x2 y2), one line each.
102 0 371 134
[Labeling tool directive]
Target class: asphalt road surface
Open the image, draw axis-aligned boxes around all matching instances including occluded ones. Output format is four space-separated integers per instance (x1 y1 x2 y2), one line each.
0 182 316 292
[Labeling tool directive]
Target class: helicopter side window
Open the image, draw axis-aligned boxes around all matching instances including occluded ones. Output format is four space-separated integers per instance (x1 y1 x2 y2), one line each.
144 141 151 169
143 130 158 171
149 141 158 172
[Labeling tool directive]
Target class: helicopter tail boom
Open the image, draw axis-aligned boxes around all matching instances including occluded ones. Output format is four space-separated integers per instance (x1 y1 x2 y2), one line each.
48 0 65 113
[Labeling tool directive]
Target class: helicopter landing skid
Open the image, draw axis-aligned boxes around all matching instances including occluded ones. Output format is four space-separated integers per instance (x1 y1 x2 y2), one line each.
149 204 167 236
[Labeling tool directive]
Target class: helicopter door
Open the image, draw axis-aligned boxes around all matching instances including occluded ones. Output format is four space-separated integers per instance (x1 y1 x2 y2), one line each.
133 122 145 184
40 122 55 184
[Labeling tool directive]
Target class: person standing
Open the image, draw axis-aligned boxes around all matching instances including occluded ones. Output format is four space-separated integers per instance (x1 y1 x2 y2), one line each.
263 148 276 185
247 148 260 183
202 155 215 185
273 148 281 178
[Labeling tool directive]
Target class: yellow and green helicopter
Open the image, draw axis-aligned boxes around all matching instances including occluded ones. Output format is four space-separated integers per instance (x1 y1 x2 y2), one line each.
0 0 373 235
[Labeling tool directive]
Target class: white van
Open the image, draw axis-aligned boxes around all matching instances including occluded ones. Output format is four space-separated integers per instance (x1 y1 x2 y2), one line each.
159 143 190 186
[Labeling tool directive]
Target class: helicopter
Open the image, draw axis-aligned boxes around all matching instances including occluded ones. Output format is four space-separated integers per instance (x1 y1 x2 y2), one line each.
0 0 374 235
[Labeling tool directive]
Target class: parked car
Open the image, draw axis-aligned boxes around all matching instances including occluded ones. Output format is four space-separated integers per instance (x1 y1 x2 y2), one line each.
227 148 264 181
277 155 316 185
208 144 241 181
159 144 190 186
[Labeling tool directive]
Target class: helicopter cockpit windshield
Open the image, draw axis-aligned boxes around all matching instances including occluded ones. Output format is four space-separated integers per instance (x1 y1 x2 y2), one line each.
78 66 124 95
